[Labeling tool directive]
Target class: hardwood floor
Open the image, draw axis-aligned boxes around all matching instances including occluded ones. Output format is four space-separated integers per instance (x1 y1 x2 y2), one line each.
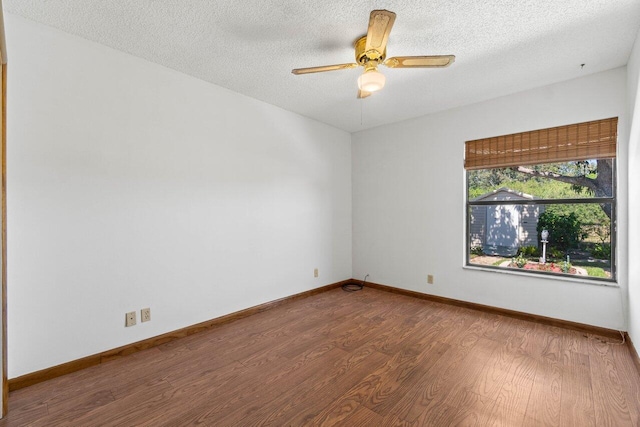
3 287 640 426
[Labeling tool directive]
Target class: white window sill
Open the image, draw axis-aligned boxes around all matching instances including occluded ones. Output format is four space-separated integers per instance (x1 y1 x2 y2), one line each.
462 264 618 288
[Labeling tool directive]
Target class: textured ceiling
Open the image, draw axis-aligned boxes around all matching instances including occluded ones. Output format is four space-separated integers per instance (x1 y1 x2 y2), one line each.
4 0 640 132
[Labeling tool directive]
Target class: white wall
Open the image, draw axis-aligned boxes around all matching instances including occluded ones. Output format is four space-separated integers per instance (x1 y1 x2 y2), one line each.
6 14 352 378
7 10 637 380
353 68 628 330
627 28 640 351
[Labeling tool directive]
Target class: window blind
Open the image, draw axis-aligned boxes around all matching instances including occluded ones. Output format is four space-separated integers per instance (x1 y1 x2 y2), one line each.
464 117 617 170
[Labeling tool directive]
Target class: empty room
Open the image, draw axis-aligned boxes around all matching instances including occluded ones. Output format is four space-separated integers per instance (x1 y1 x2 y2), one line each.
1 0 640 425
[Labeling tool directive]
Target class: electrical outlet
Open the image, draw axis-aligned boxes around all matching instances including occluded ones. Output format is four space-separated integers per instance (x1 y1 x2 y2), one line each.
125 311 137 327
427 275 434 285
314 268 319 278
141 308 151 322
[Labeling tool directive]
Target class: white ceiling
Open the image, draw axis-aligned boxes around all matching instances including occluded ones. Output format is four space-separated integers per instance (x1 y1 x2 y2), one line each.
4 0 640 132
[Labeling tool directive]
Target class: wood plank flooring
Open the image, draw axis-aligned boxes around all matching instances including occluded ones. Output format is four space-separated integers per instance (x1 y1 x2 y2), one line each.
3 287 640 426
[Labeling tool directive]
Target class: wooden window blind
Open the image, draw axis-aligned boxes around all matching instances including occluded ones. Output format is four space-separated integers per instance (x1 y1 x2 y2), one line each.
464 117 617 170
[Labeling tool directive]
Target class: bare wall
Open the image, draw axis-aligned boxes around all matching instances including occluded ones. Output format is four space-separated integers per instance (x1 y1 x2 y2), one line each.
6 14 352 378
353 67 628 330
627 28 640 350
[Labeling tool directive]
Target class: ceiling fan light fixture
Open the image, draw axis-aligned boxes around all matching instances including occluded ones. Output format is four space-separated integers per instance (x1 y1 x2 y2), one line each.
291 10 455 99
357 68 385 92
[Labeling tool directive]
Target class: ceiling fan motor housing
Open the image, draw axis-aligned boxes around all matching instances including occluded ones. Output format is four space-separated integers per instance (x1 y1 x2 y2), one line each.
355 36 386 65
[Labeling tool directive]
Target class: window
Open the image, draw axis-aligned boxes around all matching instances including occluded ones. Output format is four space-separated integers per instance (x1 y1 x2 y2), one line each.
465 118 617 282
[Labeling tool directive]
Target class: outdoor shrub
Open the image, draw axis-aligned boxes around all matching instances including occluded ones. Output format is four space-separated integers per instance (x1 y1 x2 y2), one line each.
537 211 583 251
518 245 540 258
548 248 564 259
591 243 611 260
513 254 528 268
470 246 484 256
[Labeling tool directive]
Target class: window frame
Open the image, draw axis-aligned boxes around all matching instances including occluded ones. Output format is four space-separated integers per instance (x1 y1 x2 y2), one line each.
464 162 617 283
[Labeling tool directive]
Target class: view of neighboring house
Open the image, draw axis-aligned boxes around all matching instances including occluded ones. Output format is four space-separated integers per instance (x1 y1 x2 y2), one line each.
469 188 544 256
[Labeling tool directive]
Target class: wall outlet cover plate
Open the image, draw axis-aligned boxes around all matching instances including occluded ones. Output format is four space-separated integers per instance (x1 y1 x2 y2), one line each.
125 311 137 327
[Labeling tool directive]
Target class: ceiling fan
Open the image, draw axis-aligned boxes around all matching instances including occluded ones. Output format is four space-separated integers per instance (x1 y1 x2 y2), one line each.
292 10 455 98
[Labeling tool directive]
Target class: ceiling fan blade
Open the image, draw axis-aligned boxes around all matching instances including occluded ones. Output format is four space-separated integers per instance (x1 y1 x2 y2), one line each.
384 55 455 68
357 89 371 99
365 10 396 56
292 63 358 75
